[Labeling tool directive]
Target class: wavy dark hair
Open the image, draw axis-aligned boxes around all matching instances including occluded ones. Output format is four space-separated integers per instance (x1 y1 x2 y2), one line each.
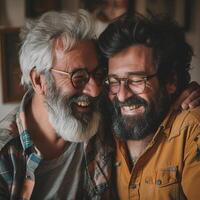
98 13 193 95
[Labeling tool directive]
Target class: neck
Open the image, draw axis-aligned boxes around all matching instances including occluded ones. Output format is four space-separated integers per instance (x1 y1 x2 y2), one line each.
26 94 68 160
126 134 154 164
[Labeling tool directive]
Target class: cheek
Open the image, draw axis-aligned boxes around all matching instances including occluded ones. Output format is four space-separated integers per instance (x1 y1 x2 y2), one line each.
141 94 155 106
143 82 160 103
144 91 161 109
55 77 71 86
55 79 77 96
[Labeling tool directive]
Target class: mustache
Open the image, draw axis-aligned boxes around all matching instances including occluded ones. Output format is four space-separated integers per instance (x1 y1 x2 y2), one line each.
113 95 148 108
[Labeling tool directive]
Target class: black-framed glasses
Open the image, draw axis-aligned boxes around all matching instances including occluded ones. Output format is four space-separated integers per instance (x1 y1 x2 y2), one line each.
105 72 157 95
51 67 106 89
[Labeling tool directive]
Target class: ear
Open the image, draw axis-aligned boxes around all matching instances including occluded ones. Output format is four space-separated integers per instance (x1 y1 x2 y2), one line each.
165 72 177 95
29 68 46 95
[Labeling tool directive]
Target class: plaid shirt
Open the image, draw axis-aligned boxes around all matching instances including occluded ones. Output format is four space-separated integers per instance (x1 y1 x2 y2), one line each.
0 90 116 200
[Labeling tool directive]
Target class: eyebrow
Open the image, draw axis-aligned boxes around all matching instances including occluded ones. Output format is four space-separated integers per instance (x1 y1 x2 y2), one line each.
108 71 148 77
128 71 149 76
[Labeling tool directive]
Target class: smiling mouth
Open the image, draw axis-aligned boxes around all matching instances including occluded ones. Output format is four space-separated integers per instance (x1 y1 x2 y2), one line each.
77 101 90 107
73 100 92 113
120 104 145 116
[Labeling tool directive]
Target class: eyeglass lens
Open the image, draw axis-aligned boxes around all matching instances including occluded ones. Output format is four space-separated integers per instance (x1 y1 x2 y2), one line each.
107 72 157 95
72 68 105 88
107 76 146 94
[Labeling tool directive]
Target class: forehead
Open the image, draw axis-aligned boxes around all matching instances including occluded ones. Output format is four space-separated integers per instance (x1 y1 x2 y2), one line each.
53 40 98 71
108 45 156 75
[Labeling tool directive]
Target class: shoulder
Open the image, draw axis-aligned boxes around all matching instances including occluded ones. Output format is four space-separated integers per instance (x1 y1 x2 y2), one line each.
168 106 200 140
179 107 200 138
0 107 20 151
175 106 200 127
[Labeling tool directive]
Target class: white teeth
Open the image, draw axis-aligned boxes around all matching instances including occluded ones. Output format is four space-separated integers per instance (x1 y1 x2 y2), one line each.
123 105 140 110
77 101 89 107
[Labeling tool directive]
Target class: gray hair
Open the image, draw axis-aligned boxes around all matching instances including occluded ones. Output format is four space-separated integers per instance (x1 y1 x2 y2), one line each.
19 9 96 88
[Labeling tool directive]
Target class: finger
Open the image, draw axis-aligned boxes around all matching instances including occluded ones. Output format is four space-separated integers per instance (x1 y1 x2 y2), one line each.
181 103 189 110
182 84 200 98
189 97 200 109
181 90 200 110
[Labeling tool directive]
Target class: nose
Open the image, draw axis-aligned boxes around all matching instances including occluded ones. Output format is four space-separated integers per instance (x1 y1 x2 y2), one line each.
82 76 101 97
117 82 133 102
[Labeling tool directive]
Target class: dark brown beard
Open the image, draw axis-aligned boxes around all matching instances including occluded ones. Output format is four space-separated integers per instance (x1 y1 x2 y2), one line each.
112 87 170 140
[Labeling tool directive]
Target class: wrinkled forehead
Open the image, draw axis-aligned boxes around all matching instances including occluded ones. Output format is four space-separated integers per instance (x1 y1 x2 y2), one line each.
108 45 156 76
52 37 98 72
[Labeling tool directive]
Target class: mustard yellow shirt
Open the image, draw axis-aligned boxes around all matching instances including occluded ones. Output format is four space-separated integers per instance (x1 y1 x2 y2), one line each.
115 106 200 200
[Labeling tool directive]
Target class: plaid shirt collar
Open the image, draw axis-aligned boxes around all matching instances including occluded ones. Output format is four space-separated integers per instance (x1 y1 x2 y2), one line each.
15 90 43 199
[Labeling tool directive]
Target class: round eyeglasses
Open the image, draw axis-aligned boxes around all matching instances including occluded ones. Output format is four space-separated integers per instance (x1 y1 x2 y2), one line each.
51 67 106 89
105 72 157 95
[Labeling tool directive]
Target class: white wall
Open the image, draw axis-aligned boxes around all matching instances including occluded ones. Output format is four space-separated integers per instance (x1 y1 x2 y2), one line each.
187 0 200 83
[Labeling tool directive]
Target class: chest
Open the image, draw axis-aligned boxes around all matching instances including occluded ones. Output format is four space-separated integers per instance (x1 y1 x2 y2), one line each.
31 143 85 200
115 133 187 200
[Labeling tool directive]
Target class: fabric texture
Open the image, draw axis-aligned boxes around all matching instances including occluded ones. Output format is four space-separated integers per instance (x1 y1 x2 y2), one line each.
0 90 116 200
31 142 85 200
115 105 200 200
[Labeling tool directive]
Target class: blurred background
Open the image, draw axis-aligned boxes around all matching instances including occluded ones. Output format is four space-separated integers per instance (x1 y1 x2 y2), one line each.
0 0 199 119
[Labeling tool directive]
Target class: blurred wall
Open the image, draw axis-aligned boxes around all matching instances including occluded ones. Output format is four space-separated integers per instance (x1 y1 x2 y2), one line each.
0 0 25 120
187 0 200 83
135 0 200 84
0 0 79 120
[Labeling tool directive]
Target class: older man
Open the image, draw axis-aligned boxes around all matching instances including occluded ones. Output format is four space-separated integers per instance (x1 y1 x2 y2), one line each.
0 10 115 199
99 14 200 199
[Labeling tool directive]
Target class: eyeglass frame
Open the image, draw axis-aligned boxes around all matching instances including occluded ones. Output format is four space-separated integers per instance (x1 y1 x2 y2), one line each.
104 72 157 95
50 67 106 89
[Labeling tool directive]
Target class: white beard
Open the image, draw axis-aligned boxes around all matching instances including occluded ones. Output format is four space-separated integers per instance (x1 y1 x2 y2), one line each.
47 106 101 142
44 77 101 142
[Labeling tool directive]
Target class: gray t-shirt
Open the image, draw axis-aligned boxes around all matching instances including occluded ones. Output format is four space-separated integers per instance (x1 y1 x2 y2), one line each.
31 142 85 200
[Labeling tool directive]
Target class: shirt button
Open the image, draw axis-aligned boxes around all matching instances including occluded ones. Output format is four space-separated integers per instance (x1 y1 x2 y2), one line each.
156 179 162 185
130 183 136 189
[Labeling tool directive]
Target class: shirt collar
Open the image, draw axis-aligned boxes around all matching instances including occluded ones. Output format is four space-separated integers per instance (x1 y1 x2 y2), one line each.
16 89 42 157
